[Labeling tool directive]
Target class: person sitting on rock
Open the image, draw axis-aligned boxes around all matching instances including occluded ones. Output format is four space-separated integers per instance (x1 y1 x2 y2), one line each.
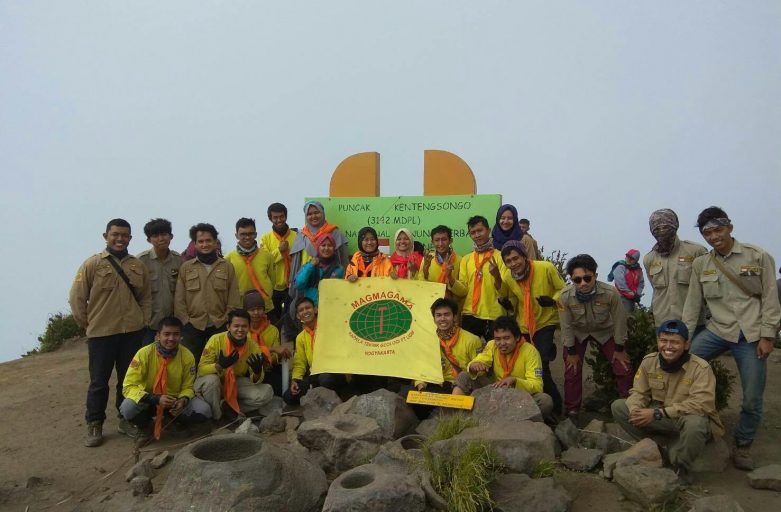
120 316 212 440
611 319 724 484
452 315 553 419
193 309 274 421
244 289 291 397
283 297 347 404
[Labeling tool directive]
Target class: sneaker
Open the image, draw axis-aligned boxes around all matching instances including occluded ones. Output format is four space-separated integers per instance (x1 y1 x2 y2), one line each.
84 421 103 447
117 418 140 438
733 445 755 471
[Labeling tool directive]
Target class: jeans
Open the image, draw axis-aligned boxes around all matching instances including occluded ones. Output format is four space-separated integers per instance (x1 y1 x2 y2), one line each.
181 323 225 366
563 336 632 413
531 325 563 415
85 331 143 423
690 328 766 445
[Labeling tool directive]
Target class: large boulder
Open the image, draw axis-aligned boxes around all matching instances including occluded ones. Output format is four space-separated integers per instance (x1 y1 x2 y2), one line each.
300 387 343 421
489 473 571 512
149 434 327 511
579 419 621 454
747 464 781 491
613 465 679 507
554 418 580 450
690 437 730 473
430 420 556 474
322 463 426 512
335 389 419 439
297 413 385 475
561 447 603 472
470 387 543 424
601 438 663 479
688 495 745 512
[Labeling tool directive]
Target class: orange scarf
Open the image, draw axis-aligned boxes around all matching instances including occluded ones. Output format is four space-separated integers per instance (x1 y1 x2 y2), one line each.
498 338 524 379
434 251 455 284
222 337 247 414
241 252 270 299
304 325 316 351
272 229 292 282
152 352 171 440
303 223 337 245
354 252 385 277
471 250 494 313
516 262 537 339
439 329 462 379
249 320 273 362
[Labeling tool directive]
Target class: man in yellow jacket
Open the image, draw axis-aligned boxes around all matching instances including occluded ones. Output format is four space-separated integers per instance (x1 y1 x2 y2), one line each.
419 225 466 307
193 309 273 421
120 317 211 440
260 203 298 329
225 218 276 315
453 316 553 419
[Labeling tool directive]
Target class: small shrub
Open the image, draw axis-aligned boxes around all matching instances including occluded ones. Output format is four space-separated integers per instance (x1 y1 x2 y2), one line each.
710 359 736 411
542 247 568 282
531 459 558 479
38 312 85 353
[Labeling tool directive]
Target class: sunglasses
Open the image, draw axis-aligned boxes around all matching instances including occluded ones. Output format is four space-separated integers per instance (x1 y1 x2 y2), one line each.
572 275 594 284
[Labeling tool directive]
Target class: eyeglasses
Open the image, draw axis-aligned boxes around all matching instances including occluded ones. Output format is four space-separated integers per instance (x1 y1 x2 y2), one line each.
238 232 257 238
572 275 594 284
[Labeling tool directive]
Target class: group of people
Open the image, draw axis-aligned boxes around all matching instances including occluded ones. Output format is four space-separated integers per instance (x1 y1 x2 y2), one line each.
69 201 779 483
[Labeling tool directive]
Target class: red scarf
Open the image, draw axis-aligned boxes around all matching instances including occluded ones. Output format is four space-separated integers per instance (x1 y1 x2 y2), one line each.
390 251 423 279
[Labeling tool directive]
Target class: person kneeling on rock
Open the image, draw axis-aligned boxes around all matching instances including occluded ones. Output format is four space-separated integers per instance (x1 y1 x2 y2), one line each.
120 316 212 440
611 319 724 485
452 315 553 420
194 309 274 421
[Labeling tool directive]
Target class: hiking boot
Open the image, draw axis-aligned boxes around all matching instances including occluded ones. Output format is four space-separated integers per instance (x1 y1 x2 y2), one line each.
117 418 140 438
733 444 755 471
84 421 103 447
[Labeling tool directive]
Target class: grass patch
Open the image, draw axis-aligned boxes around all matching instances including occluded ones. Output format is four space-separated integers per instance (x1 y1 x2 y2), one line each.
531 459 558 479
36 312 85 353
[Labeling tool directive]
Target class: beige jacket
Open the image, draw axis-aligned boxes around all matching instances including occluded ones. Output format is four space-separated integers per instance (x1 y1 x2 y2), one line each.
558 281 627 347
682 240 781 342
643 239 708 327
69 251 151 337
626 352 724 437
137 249 182 329
174 258 241 330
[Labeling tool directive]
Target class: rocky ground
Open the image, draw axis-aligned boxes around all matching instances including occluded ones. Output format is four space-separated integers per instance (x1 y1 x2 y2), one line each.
1 338 780 511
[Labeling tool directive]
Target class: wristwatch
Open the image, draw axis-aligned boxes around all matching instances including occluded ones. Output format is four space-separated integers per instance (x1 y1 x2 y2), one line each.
653 408 663 421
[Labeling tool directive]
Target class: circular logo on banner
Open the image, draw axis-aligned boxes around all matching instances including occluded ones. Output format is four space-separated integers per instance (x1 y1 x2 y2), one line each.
349 299 413 342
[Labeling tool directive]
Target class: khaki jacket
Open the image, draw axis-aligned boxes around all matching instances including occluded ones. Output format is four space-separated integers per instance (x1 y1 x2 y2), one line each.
558 281 627 348
174 258 241 331
137 249 182 329
626 353 724 437
69 251 151 338
522 233 541 260
682 240 781 342
643 239 708 328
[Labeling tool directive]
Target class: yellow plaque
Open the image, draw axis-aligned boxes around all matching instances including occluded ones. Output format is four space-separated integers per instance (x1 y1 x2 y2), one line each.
405 391 475 410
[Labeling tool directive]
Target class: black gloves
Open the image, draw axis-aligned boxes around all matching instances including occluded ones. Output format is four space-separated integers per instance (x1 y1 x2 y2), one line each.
535 296 556 308
218 349 239 369
246 353 264 375
498 297 514 311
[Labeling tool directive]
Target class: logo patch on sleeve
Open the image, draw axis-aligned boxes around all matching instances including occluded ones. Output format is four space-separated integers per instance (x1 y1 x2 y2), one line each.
534 368 543 378
189 366 196 375
129 359 139 369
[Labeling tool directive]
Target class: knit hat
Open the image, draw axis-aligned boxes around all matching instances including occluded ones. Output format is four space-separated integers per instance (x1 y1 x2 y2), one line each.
656 319 689 341
625 249 641 261
243 289 265 310
500 240 528 259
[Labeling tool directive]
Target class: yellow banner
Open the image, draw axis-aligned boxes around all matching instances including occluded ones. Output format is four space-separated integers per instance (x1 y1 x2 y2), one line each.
311 278 446 384
406 391 475 410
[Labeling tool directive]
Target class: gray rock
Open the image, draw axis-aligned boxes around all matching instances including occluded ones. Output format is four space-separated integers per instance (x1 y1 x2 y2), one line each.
582 393 611 413
297 413 385 475
605 422 635 449
149 434 327 511
431 420 556 474
150 451 171 469
602 438 663 479
322 463 426 512
490 473 572 512
688 495 745 512
747 464 781 491
415 417 439 437
613 465 679 506
254 395 284 417
579 418 621 454
285 416 301 431
259 411 286 433
130 476 153 497
300 386 343 421
561 447 603 472
690 437 730 473
235 418 259 434
554 418 580 450
336 389 419 439
372 435 426 470
470 387 543 424
124 459 152 482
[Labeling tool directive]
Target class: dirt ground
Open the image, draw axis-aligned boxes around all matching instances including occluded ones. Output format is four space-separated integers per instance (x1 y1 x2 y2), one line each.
1 338 779 511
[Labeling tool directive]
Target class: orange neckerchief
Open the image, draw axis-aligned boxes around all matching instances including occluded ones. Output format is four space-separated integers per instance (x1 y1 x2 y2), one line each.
241 252 270 299
303 223 337 246
516 261 537 339
433 251 455 283
304 325 317 351
272 230 292 282
222 336 247 414
152 351 171 440
354 252 384 277
498 338 524 379
249 319 273 362
471 249 494 313
439 328 462 379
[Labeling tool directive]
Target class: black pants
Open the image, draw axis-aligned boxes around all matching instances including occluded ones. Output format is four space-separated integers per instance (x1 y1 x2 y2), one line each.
181 324 225 366
139 326 157 346
269 289 291 325
531 325 563 415
460 315 495 341
85 331 143 423
283 373 347 405
263 363 284 397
